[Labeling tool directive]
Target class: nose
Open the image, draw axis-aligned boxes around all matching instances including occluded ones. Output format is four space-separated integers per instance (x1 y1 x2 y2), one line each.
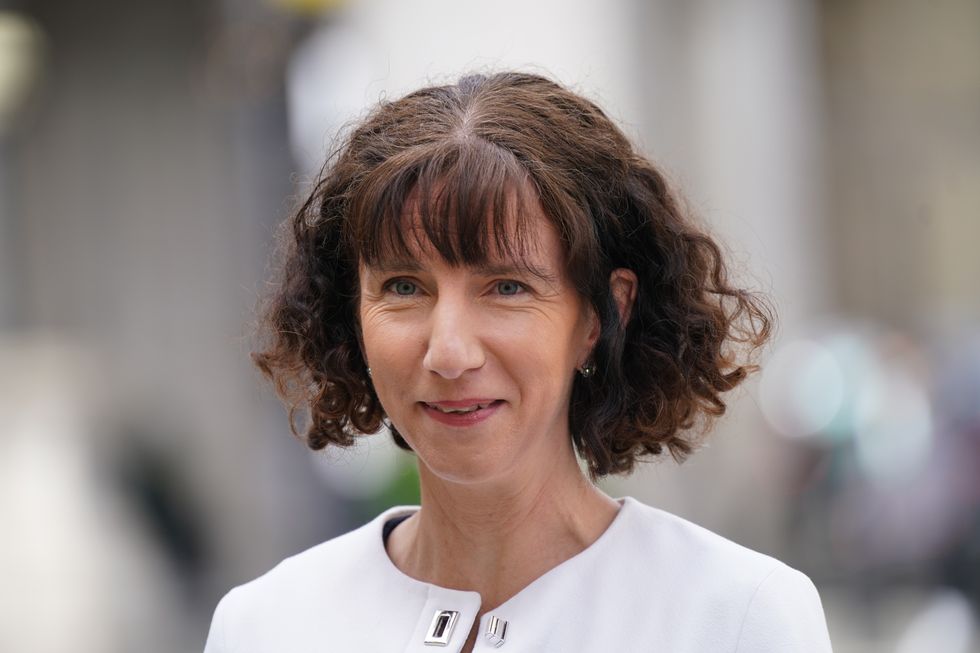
422 296 486 379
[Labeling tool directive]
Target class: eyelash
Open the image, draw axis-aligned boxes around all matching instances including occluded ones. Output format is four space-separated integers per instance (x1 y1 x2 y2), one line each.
382 278 527 297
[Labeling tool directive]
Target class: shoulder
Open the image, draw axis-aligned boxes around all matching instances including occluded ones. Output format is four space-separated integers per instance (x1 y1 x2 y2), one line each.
732 562 833 652
614 497 833 651
204 505 421 652
619 497 789 581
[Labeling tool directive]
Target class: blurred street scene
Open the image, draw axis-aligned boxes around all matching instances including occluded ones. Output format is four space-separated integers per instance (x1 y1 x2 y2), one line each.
0 0 977 650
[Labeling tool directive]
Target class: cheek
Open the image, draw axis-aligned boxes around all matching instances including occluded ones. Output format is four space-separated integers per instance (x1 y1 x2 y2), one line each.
360 306 412 352
494 320 579 393
524 341 572 379
360 314 417 389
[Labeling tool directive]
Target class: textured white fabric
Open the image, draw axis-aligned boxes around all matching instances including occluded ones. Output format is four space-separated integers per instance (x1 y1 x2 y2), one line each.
204 496 833 652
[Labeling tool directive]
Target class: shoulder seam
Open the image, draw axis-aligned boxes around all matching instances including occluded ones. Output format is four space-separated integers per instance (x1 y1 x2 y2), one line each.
730 562 784 653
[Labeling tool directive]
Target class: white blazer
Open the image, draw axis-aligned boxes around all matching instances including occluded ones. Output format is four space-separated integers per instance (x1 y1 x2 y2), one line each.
204 496 833 652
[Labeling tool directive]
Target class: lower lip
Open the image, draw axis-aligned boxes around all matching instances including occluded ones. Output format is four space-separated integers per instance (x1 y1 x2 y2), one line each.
420 400 504 427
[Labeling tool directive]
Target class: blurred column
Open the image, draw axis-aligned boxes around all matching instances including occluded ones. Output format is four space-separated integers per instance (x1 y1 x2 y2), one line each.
619 0 830 558
11 0 336 644
821 0 980 334
0 11 44 329
0 139 13 328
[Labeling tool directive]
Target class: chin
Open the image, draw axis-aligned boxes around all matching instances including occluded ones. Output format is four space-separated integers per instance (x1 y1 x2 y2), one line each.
413 445 515 487
394 411 517 486
419 455 500 486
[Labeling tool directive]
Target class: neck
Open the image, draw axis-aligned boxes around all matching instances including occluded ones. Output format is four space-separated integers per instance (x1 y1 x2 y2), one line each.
386 443 620 611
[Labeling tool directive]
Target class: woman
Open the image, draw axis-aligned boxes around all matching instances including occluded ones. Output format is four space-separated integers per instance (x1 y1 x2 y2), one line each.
205 72 833 652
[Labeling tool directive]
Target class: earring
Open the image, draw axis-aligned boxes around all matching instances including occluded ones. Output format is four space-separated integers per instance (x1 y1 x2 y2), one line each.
577 361 596 378
366 367 372 378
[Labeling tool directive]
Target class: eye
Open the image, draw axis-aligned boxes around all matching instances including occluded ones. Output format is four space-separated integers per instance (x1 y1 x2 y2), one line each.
385 279 418 296
496 280 525 296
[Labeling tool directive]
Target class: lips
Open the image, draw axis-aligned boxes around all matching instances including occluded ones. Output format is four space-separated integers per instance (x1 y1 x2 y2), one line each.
420 399 504 426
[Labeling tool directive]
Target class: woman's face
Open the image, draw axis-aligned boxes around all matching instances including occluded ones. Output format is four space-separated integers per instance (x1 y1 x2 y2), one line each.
358 206 599 486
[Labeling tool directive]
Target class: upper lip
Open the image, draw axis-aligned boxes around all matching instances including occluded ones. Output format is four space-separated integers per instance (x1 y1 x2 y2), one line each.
422 399 500 408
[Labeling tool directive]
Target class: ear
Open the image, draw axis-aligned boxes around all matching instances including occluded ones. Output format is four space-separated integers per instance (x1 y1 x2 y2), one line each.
574 299 601 371
584 302 601 348
609 268 638 327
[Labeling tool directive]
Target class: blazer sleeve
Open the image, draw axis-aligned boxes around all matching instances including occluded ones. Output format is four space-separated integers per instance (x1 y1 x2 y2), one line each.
733 564 833 653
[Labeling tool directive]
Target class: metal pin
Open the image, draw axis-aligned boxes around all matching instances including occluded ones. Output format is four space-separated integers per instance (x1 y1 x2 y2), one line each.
423 610 459 646
485 614 507 648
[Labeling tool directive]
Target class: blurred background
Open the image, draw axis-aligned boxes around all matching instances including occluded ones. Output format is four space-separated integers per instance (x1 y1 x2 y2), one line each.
0 0 977 650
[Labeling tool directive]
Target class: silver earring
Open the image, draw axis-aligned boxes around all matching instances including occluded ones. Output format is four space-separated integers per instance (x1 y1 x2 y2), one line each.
578 361 596 378
366 367 372 377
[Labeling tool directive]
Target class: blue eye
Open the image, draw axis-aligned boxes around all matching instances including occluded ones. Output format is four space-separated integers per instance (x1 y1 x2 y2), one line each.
389 280 417 296
497 281 523 296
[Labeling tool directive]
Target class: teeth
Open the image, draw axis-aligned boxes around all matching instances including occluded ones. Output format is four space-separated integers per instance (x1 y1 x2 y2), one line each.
430 402 492 414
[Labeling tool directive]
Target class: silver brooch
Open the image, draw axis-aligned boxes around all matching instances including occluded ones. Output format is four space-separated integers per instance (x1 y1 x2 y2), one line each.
485 614 507 648
423 610 459 646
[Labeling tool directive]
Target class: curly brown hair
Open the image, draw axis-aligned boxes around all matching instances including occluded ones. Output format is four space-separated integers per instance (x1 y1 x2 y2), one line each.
252 71 773 479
